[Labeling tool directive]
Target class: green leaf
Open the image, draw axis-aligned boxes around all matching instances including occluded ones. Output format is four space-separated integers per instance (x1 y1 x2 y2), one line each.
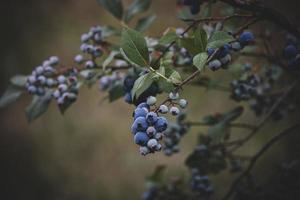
125 0 152 22
131 72 155 99
101 26 121 38
10 75 27 88
25 90 52 122
193 52 208 71
97 0 123 20
0 85 23 108
135 14 156 32
102 51 119 70
108 83 125 102
121 28 149 67
159 30 177 45
158 78 174 93
208 122 229 144
169 70 182 85
178 38 199 55
207 31 235 49
194 28 207 52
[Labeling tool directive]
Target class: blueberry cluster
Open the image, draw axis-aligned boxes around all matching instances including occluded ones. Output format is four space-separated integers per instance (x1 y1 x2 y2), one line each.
163 113 190 156
52 69 79 107
180 0 204 15
26 56 59 96
123 72 160 105
230 64 295 120
74 26 104 68
283 43 300 69
207 31 255 71
131 93 188 155
99 72 124 91
190 168 214 196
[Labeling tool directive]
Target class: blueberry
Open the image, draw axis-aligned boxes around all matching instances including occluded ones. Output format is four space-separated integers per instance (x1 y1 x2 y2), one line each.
74 54 84 64
99 76 111 91
146 112 158 124
147 139 158 149
146 96 157 106
134 108 148 119
207 48 215 56
94 32 102 42
155 143 162 151
37 76 46 85
27 85 37 94
131 117 148 134
146 126 156 137
58 84 68 92
158 104 169 114
49 56 59 65
169 92 179 100
80 43 89 52
179 99 188 108
238 31 254 45
52 90 61 99
124 92 132 103
155 132 163 140
137 102 150 110
220 54 231 65
208 59 222 71
139 146 150 156
155 117 168 132
27 75 36 84
35 66 44 75
230 41 242 51
57 75 66 84
134 132 149 146
36 87 45 96
92 47 102 57
46 78 56 87
123 76 135 92
284 44 298 59
81 33 91 43
85 60 95 68
170 106 180 116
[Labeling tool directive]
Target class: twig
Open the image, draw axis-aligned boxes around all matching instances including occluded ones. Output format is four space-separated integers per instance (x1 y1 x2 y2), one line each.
181 14 255 23
224 80 299 150
222 123 300 200
220 0 300 39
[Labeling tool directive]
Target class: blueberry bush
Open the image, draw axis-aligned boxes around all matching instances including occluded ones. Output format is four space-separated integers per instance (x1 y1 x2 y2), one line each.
1 0 300 199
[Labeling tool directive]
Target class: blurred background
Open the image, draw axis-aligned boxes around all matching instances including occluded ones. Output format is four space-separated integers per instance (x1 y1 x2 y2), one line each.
0 0 300 200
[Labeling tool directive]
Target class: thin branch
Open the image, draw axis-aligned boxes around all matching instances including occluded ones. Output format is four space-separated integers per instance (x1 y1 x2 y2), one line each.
180 14 255 23
224 80 299 150
220 0 300 39
222 123 300 200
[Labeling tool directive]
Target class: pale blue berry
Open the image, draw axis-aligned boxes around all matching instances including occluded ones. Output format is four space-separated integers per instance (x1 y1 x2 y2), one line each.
169 92 179 100
146 96 157 106
37 76 46 85
147 139 158 149
49 56 59 65
27 85 37 94
35 66 44 75
81 33 91 43
179 99 188 108
170 106 180 116
139 146 150 156
28 75 36 84
58 84 68 92
158 104 169 114
74 54 84 63
52 90 60 99
146 126 156 137
208 59 222 71
85 60 95 68
57 75 66 84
